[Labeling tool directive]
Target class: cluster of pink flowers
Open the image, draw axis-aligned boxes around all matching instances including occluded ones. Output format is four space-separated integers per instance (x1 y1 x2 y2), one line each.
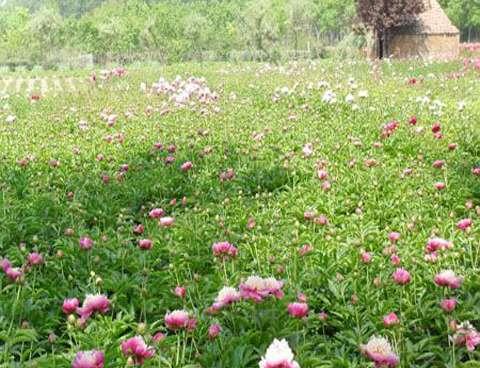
211 286 241 311
164 310 197 331
212 241 238 259
64 294 110 325
434 270 463 289
239 276 284 302
381 120 399 138
1 257 23 282
392 268 411 285
452 322 480 351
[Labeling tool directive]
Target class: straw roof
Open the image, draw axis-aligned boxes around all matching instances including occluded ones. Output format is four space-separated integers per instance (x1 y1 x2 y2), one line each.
395 0 459 35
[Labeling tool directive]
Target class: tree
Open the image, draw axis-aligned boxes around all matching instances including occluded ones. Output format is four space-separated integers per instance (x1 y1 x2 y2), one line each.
357 0 425 58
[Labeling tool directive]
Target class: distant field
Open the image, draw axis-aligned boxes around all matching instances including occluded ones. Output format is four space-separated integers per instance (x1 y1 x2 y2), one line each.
0 59 479 367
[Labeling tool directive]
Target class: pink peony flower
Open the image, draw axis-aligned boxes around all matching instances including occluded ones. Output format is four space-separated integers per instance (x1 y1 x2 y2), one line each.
453 322 480 351
138 239 153 250
212 242 238 259
434 182 446 190
434 270 463 289
152 332 165 343
392 268 411 285
121 336 155 365
360 251 372 264
432 160 445 169
208 323 222 339
440 298 457 313
181 161 193 172
0 258 12 272
457 218 472 231
388 232 400 244
298 244 314 256
409 116 417 125
27 252 43 266
72 350 105 368
361 336 399 367
426 237 453 253
303 211 315 221
6 267 23 282
317 169 328 180
432 122 441 133
63 298 80 314
383 312 400 327
77 294 110 320
79 237 94 250
287 302 309 318
239 276 284 302
149 208 165 219
165 310 196 331
212 286 241 310
472 167 480 176
390 254 401 266
133 224 145 234
259 339 300 368
159 217 175 227
173 286 186 298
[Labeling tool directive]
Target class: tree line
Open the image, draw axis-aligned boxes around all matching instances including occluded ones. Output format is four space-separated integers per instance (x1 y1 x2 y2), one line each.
0 0 478 67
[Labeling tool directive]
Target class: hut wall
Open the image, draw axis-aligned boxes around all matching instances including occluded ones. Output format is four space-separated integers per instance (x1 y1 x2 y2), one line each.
389 34 460 60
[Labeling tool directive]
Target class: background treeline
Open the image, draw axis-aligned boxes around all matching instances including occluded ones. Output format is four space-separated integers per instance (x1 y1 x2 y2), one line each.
0 0 478 67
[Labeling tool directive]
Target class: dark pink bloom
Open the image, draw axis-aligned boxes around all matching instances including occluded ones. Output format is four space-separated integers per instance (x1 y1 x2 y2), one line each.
390 254 401 266
149 208 165 219
27 252 43 266
0 258 12 272
219 168 235 182
212 242 238 259
361 251 372 264
317 169 328 180
181 161 193 172
432 160 445 169
434 182 446 190
63 298 80 314
72 350 105 368
77 294 110 320
173 286 186 298
79 237 94 250
432 122 441 133
138 239 153 250
434 270 463 289
388 232 400 244
5 267 22 282
165 310 195 331
121 336 155 365
409 116 417 125
448 143 458 151
392 268 411 285
383 312 399 327
287 302 309 318
440 298 457 313
457 218 472 231
298 244 314 256
133 224 144 234
208 323 222 339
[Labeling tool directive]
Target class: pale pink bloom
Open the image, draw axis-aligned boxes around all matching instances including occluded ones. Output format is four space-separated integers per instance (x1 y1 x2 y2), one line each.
361 336 399 367
434 270 463 289
79 237 94 250
208 323 222 339
159 217 175 227
27 252 43 266
440 298 457 313
181 161 193 172
457 218 472 231
152 332 165 343
392 268 411 285
77 294 110 320
287 302 309 318
259 339 300 368
448 143 458 151
303 211 315 221
360 251 372 264
319 311 328 321
133 224 144 234
173 286 186 298
302 143 314 157
424 252 439 263
383 312 399 327
390 254 401 266
297 293 307 302
453 322 480 351
321 181 331 191
138 239 153 250
313 215 329 225
240 276 284 302
212 287 241 310
149 208 165 219
121 336 155 365
434 182 446 190
388 232 400 243
219 168 235 182
212 242 238 259
298 244 313 256
165 310 195 331
472 167 480 176
72 350 105 368
63 298 80 314
6 267 23 282
426 237 453 253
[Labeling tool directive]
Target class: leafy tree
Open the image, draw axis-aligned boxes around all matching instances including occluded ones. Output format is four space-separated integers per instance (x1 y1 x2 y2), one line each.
357 0 425 57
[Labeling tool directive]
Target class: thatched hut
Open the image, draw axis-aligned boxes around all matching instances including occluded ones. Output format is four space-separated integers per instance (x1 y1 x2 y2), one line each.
371 0 460 60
